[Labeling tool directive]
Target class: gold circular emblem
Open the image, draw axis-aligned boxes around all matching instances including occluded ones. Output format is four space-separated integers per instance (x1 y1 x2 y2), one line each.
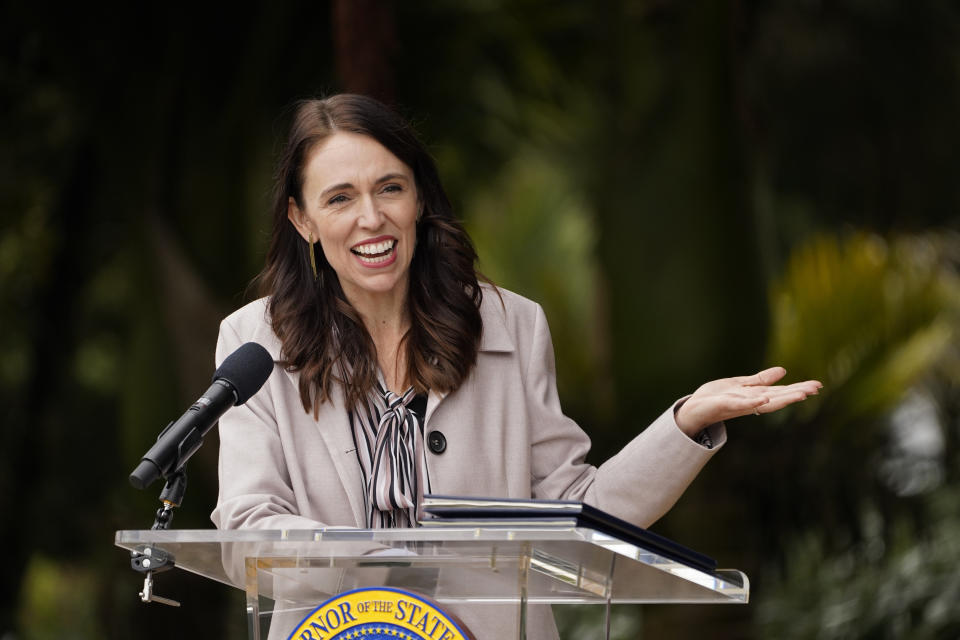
288 587 470 640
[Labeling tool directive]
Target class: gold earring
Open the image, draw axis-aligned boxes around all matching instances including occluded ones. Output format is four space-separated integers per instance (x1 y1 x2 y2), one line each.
308 233 318 280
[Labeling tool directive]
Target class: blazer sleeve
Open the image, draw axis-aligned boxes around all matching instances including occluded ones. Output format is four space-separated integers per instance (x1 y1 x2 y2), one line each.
524 303 726 528
210 317 328 531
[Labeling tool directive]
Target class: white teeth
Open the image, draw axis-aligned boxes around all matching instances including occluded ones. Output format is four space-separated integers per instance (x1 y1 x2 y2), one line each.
358 252 393 264
353 240 395 255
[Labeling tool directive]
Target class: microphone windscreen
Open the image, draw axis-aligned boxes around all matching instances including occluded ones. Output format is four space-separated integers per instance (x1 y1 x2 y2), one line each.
213 342 274 405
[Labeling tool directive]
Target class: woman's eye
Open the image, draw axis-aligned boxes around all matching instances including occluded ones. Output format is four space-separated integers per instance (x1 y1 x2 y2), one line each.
382 184 402 194
327 194 349 206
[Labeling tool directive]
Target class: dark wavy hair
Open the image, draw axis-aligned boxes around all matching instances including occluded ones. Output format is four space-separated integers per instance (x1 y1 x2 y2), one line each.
259 94 483 415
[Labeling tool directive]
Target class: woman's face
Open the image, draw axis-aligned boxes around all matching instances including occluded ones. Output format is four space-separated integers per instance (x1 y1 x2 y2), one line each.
288 132 420 307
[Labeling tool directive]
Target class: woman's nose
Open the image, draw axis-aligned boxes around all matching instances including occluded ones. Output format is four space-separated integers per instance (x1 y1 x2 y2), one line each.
357 195 384 228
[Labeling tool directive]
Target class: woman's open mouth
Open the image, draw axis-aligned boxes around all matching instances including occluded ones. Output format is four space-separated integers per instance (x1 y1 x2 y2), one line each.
351 239 397 266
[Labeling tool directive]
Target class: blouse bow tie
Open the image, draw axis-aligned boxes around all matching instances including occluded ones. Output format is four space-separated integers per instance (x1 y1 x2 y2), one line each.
364 386 431 528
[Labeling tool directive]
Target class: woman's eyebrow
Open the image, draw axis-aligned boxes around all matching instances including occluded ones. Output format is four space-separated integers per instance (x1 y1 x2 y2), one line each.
319 182 353 199
376 172 408 184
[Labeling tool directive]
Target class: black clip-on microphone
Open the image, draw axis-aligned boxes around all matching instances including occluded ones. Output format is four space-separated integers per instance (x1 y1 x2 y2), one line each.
126 342 273 606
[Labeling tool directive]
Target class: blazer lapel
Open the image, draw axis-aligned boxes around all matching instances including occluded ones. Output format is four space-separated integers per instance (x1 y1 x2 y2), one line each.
425 388 447 425
311 385 367 528
255 304 366 526
425 289 515 424
268 339 366 527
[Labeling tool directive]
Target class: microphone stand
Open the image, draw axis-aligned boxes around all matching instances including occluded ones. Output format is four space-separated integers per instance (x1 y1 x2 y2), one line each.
152 470 187 531
130 468 188 607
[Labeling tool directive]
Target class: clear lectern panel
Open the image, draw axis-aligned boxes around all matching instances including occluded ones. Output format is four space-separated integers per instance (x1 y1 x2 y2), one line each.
116 526 747 639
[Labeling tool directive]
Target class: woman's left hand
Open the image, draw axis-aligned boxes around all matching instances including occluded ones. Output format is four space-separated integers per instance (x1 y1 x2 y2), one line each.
674 366 822 437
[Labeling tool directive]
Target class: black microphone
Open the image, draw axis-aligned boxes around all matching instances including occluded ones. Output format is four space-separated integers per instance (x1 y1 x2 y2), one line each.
129 342 273 490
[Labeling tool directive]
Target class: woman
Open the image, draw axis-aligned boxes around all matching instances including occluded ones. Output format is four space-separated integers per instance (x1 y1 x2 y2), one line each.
212 94 821 637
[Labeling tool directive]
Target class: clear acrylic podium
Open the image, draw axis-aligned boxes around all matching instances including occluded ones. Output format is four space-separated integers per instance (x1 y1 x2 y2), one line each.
115 525 748 639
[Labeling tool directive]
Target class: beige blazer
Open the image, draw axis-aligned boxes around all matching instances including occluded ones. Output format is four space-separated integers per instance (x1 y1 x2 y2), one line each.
211 285 725 639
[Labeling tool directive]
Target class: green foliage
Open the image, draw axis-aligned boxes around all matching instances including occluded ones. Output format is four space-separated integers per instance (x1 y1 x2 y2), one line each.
753 231 960 638
17 555 103 640
758 492 960 639
768 232 960 429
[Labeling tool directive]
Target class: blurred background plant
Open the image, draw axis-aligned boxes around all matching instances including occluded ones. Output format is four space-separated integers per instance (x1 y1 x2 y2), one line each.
1 0 958 638
753 231 960 639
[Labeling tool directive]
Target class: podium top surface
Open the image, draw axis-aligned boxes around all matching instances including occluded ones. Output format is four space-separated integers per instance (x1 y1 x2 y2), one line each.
116 525 748 605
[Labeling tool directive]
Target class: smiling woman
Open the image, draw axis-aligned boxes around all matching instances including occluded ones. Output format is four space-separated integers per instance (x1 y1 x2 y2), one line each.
258 95 484 419
287 132 420 322
211 94 821 640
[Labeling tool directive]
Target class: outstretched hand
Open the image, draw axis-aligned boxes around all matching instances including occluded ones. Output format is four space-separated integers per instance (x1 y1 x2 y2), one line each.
674 367 822 437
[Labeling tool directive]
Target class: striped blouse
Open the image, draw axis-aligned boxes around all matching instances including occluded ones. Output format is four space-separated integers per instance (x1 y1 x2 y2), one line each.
348 384 431 528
